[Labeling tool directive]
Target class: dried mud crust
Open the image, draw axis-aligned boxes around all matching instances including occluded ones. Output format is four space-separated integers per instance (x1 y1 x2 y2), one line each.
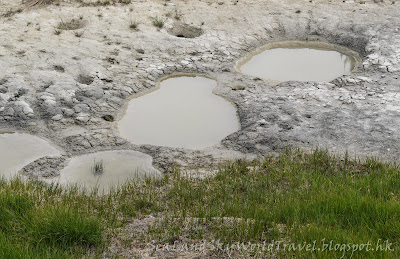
167 22 204 38
20 156 68 178
0 0 400 177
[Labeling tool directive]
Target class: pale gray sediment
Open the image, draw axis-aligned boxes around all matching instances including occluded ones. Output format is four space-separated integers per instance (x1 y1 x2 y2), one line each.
0 0 399 178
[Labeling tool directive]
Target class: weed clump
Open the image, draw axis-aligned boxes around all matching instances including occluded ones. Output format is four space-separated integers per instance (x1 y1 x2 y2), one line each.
129 20 140 30
152 17 165 29
25 0 58 7
92 160 104 176
74 30 85 38
56 17 86 31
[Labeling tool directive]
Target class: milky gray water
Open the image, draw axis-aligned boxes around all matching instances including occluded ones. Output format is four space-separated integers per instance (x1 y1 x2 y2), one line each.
0 132 61 179
118 76 240 149
48 150 160 194
239 47 356 82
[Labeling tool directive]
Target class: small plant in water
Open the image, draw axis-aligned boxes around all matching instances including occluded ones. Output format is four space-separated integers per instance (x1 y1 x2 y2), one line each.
92 159 104 175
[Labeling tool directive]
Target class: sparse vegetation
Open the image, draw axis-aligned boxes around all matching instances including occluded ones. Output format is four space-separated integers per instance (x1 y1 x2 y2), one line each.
3 8 22 18
53 28 62 35
129 20 140 30
91 160 104 175
2 149 400 258
174 9 183 20
152 16 165 29
74 30 85 38
25 0 59 7
166 9 183 21
56 17 86 31
80 0 132 6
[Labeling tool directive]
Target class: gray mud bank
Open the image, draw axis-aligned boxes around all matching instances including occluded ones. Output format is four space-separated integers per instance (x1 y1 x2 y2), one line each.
1 0 400 177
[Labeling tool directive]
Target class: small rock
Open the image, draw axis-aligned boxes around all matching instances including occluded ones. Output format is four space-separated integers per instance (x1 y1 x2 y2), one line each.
63 108 75 116
52 114 63 121
3 107 14 116
75 113 90 123
356 76 372 82
257 119 267 125
23 106 33 115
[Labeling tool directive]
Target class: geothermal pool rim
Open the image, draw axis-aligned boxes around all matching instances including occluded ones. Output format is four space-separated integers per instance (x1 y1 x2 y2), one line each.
234 40 363 83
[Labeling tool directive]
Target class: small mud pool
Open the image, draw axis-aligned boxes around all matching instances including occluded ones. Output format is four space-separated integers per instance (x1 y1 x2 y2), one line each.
0 132 61 179
49 150 160 193
118 76 240 149
237 41 360 82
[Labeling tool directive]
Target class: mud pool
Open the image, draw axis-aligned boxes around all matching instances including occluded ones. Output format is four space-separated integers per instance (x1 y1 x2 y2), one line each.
0 132 61 179
237 41 359 82
47 150 160 193
118 76 240 149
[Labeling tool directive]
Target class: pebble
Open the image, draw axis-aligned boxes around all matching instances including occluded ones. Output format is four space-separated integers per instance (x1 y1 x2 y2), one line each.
52 114 63 121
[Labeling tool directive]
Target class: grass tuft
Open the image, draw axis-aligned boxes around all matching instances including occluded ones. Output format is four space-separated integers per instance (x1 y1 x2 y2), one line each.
129 20 140 30
56 17 86 31
92 160 104 175
152 16 165 29
25 0 58 7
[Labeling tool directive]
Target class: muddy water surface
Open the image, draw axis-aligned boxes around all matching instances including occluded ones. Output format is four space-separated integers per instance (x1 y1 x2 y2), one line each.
0 132 61 179
238 42 359 82
49 150 160 193
118 76 240 149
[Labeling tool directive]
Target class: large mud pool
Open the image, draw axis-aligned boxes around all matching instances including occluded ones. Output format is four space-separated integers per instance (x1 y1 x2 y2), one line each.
118 76 240 149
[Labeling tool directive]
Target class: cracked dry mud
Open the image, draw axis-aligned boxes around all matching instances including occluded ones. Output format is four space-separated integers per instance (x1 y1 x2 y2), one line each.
1 0 400 179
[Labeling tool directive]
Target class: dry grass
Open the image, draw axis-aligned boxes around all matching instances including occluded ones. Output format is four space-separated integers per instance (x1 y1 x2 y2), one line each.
25 0 59 8
56 18 87 31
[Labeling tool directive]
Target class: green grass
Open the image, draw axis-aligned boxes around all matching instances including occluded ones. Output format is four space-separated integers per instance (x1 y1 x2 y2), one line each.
1 148 400 258
0 179 112 258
